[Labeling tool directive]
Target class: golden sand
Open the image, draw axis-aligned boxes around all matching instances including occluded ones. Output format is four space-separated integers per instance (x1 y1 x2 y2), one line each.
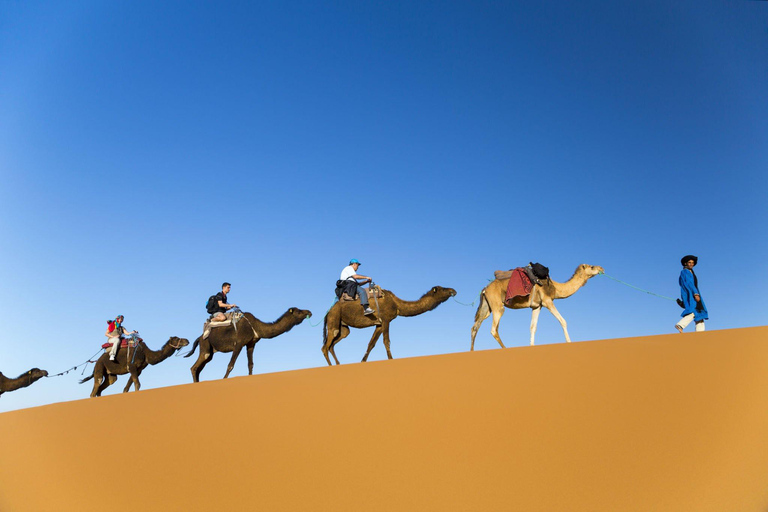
1 327 767 511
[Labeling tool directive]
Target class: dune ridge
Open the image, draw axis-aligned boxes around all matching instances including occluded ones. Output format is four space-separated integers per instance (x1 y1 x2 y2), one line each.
1 327 768 512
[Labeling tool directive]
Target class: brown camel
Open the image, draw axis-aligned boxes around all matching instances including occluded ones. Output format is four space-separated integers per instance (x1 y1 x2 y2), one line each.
322 286 457 365
0 368 48 397
470 264 604 349
185 308 312 382
79 336 189 397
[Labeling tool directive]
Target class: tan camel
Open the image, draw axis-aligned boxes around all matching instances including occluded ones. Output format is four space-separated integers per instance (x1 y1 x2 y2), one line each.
185 308 312 382
0 368 48 397
322 286 456 365
470 264 604 349
79 337 189 397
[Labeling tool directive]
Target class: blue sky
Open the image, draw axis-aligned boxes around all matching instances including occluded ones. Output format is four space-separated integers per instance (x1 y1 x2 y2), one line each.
1 0 766 413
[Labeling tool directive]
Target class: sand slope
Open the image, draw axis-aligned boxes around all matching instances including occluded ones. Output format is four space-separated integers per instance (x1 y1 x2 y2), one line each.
1 327 768 512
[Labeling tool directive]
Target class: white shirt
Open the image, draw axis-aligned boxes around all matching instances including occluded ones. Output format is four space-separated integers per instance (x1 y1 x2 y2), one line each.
340 265 358 281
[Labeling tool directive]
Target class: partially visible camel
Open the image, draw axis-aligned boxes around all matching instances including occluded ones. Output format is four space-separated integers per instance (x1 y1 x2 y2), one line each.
185 308 312 382
322 286 457 365
0 368 48 397
79 336 189 397
470 264 604 349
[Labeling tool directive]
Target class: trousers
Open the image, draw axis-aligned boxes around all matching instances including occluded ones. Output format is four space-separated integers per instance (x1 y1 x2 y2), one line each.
676 313 705 332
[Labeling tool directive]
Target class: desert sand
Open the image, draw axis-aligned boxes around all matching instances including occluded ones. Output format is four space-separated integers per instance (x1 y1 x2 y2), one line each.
1 327 767 511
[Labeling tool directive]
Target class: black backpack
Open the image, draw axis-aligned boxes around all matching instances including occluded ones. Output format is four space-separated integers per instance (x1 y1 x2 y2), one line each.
205 295 218 314
530 262 550 280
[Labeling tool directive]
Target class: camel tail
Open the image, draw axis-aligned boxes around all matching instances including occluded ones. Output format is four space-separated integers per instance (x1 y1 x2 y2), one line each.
322 312 329 349
183 337 201 358
79 374 94 384
474 290 490 324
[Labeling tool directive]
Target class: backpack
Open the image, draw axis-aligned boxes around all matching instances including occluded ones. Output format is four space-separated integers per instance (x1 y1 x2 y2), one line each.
530 262 550 280
205 295 219 314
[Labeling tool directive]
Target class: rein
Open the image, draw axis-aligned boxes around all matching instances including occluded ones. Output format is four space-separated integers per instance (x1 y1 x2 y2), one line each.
597 271 675 301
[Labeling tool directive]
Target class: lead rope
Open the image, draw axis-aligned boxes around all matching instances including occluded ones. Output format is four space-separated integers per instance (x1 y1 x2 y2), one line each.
598 271 676 301
46 348 104 378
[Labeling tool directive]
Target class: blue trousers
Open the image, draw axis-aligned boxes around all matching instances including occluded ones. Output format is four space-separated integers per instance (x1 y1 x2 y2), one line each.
356 285 369 306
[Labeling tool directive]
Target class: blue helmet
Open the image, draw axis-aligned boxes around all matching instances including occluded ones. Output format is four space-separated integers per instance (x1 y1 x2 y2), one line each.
349 258 361 265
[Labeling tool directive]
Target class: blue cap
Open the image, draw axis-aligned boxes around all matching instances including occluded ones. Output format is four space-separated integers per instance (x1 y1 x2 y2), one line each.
349 259 361 265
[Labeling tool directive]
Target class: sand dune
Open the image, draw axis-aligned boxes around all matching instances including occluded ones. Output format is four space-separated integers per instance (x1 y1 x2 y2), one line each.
1 327 767 511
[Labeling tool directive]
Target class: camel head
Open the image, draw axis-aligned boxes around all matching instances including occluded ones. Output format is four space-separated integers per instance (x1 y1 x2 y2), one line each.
168 337 190 351
578 264 604 278
286 307 313 324
427 286 457 303
29 368 48 380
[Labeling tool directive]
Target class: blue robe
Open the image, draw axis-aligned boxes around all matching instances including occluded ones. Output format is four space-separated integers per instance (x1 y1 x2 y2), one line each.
679 269 708 321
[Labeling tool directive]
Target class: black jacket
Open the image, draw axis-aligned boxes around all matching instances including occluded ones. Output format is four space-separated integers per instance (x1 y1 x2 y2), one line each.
335 279 359 300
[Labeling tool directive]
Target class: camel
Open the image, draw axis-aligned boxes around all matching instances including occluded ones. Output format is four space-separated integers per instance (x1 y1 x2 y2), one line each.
0 368 48 397
185 308 312 382
79 336 189 397
470 264 604 349
322 286 457 365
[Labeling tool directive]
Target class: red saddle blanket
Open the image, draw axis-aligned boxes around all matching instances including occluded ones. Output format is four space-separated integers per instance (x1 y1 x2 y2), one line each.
505 268 532 303
101 338 141 349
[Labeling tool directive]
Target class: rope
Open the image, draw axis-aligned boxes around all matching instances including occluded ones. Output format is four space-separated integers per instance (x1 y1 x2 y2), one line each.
452 295 477 307
46 348 104 378
307 298 339 327
598 272 675 301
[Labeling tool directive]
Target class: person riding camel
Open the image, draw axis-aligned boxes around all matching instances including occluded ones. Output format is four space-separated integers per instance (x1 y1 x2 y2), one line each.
339 259 375 315
209 282 238 322
105 315 137 362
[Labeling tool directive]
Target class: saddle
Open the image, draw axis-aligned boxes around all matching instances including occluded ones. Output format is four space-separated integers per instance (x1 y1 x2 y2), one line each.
341 285 385 302
202 311 244 339
101 337 142 349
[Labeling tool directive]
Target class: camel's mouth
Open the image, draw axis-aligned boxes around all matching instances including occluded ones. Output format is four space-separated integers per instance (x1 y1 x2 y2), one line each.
450 290 457 297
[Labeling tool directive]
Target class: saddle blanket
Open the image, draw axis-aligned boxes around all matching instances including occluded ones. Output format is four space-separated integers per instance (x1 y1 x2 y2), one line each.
505 268 533 304
101 338 141 349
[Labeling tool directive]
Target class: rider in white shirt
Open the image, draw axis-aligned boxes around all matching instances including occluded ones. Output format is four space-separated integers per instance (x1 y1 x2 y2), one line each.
340 259 375 315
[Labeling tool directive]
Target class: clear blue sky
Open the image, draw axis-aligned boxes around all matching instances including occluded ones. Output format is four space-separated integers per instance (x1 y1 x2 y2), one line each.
1 0 766 413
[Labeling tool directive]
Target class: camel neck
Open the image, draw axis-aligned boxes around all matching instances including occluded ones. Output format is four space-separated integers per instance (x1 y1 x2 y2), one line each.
553 272 591 299
391 294 441 317
245 312 299 339
145 342 176 365
1 372 38 392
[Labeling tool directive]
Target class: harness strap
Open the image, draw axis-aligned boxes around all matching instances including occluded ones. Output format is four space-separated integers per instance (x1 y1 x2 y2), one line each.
240 314 260 340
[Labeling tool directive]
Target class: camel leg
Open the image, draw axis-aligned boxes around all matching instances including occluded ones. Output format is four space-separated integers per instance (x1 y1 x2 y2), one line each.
381 323 394 360
489 307 506 349
329 326 350 365
544 302 571 343
529 307 542 346
246 345 255 375
90 375 102 398
361 325 384 362
223 346 244 379
96 375 117 397
470 292 491 351
124 368 142 393
190 346 213 383
323 325 341 366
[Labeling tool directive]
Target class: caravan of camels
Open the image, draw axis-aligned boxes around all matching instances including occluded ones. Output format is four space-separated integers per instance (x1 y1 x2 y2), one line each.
0 262 604 400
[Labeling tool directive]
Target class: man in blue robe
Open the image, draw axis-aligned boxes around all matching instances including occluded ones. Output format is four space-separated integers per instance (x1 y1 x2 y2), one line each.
675 255 708 333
